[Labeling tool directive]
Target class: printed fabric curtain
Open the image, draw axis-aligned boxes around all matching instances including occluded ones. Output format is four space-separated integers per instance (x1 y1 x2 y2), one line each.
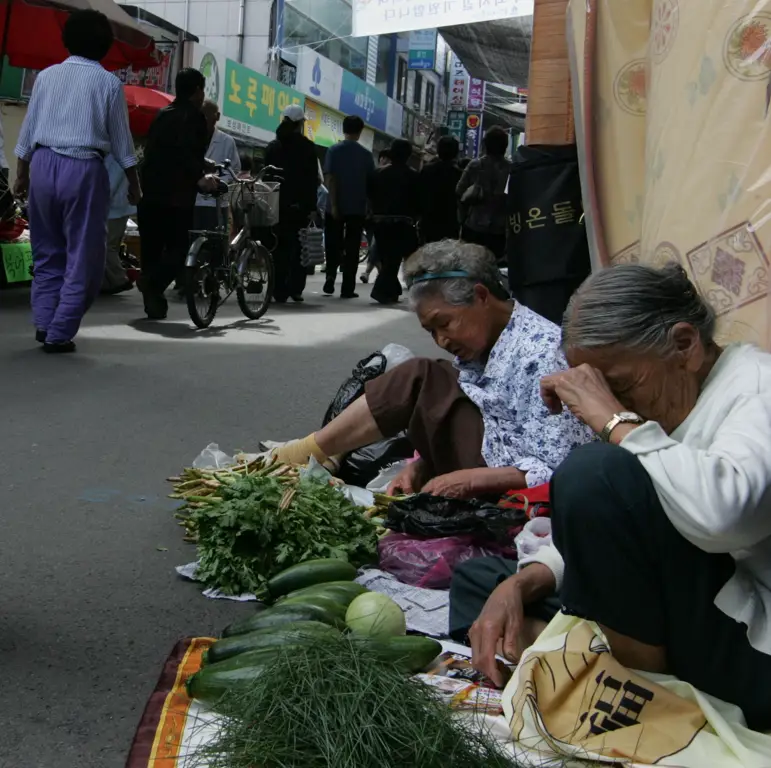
568 0 771 349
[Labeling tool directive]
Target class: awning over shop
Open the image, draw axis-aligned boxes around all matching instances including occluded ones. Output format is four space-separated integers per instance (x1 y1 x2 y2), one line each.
0 0 159 71
439 16 532 88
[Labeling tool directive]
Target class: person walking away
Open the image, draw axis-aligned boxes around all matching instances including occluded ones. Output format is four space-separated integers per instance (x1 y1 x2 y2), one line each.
420 136 462 243
263 105 319 303
361 148 391 285
193 100 240 232
101 153 136 295
323 115 375 298
456 126 511 263
137 68 218 320
13 10 140 353
367 139 420 304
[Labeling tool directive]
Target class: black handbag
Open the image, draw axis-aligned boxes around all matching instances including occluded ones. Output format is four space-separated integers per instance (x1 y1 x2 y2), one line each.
506 145 591 325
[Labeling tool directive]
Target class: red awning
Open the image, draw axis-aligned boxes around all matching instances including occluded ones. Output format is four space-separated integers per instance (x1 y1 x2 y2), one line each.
0 0 159 72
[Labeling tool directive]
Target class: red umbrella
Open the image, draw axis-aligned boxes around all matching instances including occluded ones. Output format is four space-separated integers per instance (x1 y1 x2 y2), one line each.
124 84 173 136
0 0 158 72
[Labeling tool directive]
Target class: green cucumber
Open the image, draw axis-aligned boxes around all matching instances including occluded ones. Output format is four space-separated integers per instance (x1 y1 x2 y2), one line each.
222 602 346 638
266 558 357 599
276 595 348 621
355 635 443 673
277 582 368 607
187 664 270 705
201 646 286 672
206 621 340 664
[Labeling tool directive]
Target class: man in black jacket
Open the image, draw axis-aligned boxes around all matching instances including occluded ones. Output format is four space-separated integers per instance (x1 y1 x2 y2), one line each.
264 104 320 303
137 68 218 319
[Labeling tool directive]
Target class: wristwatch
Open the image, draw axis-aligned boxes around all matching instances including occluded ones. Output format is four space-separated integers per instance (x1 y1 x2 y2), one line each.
600 411 644 442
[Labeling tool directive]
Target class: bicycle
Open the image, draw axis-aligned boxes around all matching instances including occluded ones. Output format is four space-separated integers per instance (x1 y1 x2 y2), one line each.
184 162 280 329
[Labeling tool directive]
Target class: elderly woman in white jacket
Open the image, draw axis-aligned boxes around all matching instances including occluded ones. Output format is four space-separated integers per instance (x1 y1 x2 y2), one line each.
462 262 771 732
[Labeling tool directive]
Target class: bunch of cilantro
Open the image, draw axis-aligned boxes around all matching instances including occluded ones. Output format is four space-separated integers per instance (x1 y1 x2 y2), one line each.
188 475 377 595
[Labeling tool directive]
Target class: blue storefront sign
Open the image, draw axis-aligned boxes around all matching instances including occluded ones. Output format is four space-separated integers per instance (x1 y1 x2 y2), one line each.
408 30 437 70
339 70 388 132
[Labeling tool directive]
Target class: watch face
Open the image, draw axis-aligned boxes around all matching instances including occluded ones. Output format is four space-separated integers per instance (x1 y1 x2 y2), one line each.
618 411 642 421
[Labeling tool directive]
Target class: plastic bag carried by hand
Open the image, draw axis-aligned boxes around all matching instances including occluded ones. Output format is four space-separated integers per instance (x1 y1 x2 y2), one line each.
515 518 553 561
378 533 516 590
384 494 527 541
322 352 387 427
192 442 234 470
337 433 414 488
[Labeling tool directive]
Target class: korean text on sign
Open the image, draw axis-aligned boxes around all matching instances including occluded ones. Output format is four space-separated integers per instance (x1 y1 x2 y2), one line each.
509 203 581 233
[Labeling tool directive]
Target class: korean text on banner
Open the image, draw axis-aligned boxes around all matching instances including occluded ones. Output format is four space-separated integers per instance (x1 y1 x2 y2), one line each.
449 54 468 109
339 71 387 132
223 59 304 138
408 29 437 70
2 243 33 283
304 100 345 147
352 0 533 37
447 110 466 145
465 113 483 158
467 77 486 111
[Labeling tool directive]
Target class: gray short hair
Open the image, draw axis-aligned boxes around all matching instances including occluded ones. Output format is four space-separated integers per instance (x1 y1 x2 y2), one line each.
563 263 717 354
404 240 508 306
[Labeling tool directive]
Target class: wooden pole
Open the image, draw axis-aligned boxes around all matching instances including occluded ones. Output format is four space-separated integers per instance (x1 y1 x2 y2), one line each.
525 0 574 145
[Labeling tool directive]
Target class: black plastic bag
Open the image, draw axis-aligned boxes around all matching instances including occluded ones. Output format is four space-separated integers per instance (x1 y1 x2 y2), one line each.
384 494 527 541
322 352 387 427
337 433 414 488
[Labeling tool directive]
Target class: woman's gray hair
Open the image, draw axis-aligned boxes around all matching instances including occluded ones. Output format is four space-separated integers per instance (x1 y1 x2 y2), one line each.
404 240 509 306
563 263 717 354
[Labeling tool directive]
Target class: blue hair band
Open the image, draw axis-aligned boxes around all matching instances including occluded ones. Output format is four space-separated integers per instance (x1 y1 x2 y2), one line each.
412 270 470 284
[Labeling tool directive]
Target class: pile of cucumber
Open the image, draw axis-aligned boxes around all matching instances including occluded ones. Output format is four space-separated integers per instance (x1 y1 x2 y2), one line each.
187 558 442 705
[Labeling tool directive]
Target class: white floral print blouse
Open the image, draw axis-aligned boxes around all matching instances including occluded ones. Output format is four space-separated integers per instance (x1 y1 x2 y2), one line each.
455 303 595 486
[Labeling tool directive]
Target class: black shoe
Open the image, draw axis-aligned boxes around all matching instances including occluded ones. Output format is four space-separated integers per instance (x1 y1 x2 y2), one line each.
273 295 288 304
35 329 47 344
43 341 76 354
340 292 359 299
323 279 335 295
290 294 304 303
360 274 369 284
101 281 134 296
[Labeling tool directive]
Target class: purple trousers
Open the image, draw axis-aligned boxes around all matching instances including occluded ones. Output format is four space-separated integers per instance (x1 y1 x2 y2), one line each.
28 148 110 343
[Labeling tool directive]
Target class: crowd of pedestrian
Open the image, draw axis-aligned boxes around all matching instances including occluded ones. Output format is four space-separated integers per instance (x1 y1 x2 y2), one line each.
11 7 512 352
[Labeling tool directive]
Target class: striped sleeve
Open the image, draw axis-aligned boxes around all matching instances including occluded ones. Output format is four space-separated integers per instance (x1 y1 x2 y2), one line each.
107 83 136 169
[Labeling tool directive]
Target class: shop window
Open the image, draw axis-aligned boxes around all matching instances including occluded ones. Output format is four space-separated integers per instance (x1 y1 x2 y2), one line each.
396 57 408 103
425 81 435 118
414 73 423 112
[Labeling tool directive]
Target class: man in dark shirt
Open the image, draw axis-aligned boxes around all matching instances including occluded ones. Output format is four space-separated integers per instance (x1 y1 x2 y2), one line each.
419 136 462 243
323 115 375 298
367 139 420 304
137 68 217 319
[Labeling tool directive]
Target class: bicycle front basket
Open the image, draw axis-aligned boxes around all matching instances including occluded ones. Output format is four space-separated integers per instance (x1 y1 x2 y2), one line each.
245 181 280 227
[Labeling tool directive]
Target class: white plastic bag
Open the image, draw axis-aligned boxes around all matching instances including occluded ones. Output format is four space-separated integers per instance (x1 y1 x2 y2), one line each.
192 442 234 470
515 518 552 561
382 343 414 371
366 459 413 494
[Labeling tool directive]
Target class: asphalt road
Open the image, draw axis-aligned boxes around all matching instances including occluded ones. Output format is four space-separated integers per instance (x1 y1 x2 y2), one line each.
0 276 436 768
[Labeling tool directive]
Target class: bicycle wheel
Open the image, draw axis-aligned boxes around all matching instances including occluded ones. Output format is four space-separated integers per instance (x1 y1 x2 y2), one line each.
185 238 220 329
236 240 273 320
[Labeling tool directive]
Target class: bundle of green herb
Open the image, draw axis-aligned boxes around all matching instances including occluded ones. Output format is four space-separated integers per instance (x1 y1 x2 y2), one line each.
191 636 518 768
189 475 378 595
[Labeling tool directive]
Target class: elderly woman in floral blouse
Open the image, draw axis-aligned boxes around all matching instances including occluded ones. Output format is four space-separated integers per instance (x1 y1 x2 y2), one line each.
275 240 593 498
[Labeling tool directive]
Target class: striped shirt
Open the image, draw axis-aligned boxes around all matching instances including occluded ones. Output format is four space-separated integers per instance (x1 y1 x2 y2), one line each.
15 56 136 169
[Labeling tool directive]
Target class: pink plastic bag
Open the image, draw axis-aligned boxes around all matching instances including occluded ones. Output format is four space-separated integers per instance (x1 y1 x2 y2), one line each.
378 533 516 590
